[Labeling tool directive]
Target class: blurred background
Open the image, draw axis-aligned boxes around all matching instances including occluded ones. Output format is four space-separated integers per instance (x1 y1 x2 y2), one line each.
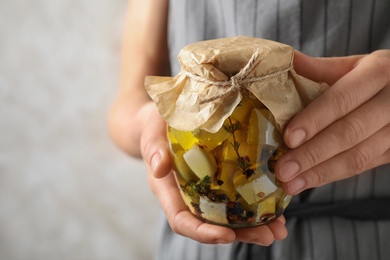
0 1 160 259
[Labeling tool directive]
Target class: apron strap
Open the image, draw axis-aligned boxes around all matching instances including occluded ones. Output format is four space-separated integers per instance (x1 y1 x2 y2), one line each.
284 198 390 220
230 197 390 260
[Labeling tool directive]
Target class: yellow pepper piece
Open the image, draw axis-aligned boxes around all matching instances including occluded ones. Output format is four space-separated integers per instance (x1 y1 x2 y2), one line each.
169 127 198 151
193 127 230 150
256 194 276 222
172 150 198 182
231 96 254 124
211 161 236 194
221 130 258 163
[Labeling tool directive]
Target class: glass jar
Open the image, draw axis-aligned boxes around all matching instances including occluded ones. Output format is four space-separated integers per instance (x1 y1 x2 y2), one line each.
167 94 292 228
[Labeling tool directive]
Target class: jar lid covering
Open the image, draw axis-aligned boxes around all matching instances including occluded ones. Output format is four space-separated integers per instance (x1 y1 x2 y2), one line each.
145 36 327 132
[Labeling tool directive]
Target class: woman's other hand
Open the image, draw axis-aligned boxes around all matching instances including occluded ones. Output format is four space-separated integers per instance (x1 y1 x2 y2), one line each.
276 50 390 195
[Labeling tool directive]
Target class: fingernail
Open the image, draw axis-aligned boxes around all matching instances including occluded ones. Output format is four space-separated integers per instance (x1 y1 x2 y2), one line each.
287 178 306 194
151 152 161 173
288 128 306 147
279 161 300 181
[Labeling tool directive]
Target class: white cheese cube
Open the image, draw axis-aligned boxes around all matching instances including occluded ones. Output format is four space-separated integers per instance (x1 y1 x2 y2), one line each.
183 145 217 179
236 173 278 205
199 197 228 224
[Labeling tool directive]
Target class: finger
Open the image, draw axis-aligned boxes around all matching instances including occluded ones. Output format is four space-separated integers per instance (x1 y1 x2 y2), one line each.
140 106 171 178
266 216 288 241
235 226 275 246
277 87 390 182
282 123 390 195
286 52 388 148
364 149 390 170
150 171 236 244
277 214 286 225
234 216 287 245
293 50 363 86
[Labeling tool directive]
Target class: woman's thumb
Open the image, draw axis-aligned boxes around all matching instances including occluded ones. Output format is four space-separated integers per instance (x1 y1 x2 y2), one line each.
140 106 171 178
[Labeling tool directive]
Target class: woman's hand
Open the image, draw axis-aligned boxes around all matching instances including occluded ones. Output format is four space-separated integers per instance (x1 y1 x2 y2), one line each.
109 0 287 246
276 50 390 195
141 104 288 245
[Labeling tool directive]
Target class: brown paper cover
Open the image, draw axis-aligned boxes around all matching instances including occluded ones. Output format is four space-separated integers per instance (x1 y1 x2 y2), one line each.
145 36 328 133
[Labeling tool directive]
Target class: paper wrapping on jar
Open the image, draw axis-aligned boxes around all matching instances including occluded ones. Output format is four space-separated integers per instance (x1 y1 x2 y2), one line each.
145 36 328 133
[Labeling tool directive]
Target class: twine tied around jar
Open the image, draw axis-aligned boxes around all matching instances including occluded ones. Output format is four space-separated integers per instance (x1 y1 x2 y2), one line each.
145 37 328 133
181 49 294 104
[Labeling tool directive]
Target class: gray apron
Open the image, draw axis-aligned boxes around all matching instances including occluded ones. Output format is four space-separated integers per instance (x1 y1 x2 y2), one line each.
157 1 390 259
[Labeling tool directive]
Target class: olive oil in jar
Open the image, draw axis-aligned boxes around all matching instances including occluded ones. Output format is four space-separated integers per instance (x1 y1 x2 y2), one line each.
167 95 291 228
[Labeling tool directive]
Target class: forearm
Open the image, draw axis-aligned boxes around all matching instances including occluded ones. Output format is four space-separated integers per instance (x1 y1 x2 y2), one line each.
109 0 170 158
109 95 155 158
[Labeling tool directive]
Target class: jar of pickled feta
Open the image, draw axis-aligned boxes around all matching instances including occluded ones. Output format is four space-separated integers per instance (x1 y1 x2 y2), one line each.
168 94 291 227
145 36 327 227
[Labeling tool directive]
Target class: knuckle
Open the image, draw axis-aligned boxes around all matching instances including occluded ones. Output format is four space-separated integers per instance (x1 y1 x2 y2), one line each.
140 135 160 164
140 136 153 159
170 213 185 235
366 51 390 83
349 148 372 175
332 88 355 118
338 117 366 146
302 145 325 168
374 64 390 84
309 167 329 187
170 225 182 236
305 103 331 135
370 50 390 65
311 113 325 134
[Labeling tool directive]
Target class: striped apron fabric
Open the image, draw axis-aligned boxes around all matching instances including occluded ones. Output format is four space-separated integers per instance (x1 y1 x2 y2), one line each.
156 1 390 259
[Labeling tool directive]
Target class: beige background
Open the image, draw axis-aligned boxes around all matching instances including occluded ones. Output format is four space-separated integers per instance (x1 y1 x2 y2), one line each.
0 1 160 259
